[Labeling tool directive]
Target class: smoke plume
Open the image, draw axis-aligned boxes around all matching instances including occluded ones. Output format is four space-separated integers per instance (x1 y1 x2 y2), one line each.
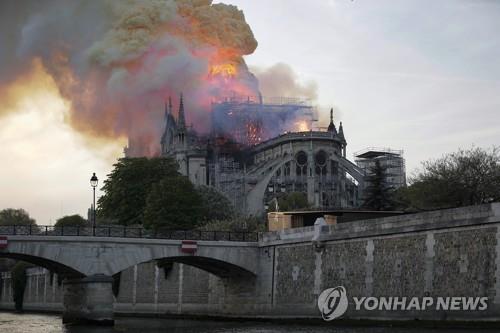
251 63 318 101
0 0 259 156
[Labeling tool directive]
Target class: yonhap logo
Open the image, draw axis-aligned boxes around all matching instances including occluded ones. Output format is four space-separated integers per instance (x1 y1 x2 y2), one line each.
317 286 348 321
317 286 488 321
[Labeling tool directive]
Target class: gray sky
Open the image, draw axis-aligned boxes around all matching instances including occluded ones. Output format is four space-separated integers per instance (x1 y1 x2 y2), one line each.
227 0 500 168
1 0 499 224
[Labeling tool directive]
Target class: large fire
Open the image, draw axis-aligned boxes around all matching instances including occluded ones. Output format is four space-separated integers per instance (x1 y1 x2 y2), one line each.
0 0 317 156
0 0 261 156
210 63 237 78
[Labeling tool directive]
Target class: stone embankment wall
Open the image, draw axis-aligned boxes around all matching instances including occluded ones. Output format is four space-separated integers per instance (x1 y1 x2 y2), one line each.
1 203 500 322
266 204 500 320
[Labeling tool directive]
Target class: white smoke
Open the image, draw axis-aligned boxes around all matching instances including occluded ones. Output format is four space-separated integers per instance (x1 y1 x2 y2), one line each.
251 62 318 101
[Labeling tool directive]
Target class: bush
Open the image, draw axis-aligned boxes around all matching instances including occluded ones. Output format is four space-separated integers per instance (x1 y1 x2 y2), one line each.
198 215 266 233
55 214 87 227
197 186 235 222
267 192 309 212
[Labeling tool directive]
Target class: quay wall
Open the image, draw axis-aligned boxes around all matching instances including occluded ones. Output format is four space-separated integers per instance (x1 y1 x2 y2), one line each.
2 203 500 322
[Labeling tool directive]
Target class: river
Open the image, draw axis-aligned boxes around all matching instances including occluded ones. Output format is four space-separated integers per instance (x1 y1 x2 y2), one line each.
0 313 494 333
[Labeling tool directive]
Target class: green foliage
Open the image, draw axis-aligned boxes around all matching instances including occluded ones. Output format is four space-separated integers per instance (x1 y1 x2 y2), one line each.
143 176 204 230
268 192 309 212
0 208 36 226
198 215 266 232
403 147 500 210
362 160 396 211
97 157 179 225
197 186 235 222
55 214 87 227
11 262 31 312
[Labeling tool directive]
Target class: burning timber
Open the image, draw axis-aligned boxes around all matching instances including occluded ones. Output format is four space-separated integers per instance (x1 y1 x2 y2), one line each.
131 95 366 215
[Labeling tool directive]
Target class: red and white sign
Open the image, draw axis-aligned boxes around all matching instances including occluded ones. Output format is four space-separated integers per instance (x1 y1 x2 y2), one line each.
0 236 7 249
181 240 197 254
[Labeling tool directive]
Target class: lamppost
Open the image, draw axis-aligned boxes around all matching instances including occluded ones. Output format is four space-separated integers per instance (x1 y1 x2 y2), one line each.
90 172 98 235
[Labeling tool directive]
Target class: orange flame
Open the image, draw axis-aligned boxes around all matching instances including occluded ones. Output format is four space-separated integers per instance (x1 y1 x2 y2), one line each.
210 63 237 78
294 120 310 132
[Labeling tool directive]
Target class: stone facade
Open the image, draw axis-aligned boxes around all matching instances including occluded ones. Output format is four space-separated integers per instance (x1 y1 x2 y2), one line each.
157 95 364 215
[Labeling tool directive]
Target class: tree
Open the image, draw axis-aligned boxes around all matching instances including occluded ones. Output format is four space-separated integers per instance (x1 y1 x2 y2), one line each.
198 215 266 232
0 208 36 226
55 214 87 228
143 176 204 230
97 157 179 225
362 160 396 210
197 186 235 222
403 147 500 210
271 192 310 211
0 210 35 273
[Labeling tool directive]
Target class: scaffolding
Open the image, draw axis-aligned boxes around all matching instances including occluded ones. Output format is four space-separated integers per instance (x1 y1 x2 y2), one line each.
354 147 406 189
211 96 316 146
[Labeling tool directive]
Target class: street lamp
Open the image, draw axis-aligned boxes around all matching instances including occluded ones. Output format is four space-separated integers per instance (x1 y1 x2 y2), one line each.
90 172 98 235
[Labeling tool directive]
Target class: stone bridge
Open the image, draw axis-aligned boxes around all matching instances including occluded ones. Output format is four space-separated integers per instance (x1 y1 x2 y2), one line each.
0 233 260 325
2 204 500 325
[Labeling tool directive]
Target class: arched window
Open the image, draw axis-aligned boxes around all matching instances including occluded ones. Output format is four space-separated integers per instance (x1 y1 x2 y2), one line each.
295 151 308 176
315 150 327 175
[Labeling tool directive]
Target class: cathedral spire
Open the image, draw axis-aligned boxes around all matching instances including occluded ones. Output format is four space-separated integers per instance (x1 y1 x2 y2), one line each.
327 108 337 133
178 93 186 129
164 100 169 119
338 121 347 157
338 121 346 142
161 98 172 153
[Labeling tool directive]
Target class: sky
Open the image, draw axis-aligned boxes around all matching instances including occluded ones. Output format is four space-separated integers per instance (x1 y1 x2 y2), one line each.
1 0 499 224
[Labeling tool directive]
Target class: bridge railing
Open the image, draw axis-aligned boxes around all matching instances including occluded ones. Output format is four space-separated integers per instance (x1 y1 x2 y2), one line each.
0 225 258 242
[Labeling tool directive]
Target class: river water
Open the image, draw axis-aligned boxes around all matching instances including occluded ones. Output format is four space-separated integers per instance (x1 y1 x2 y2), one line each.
0 313 493 333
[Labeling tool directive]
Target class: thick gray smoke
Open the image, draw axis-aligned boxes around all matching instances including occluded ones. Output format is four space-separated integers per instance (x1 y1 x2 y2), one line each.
0 0 259 156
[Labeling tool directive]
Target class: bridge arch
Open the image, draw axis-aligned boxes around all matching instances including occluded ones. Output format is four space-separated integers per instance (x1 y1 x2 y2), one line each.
0 236 259 279
104 243 257 279
0 253 84 278
124 255 255 279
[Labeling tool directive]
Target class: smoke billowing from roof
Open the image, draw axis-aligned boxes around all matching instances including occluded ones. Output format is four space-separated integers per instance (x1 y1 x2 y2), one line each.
251 63 318 101
0 0 260 155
